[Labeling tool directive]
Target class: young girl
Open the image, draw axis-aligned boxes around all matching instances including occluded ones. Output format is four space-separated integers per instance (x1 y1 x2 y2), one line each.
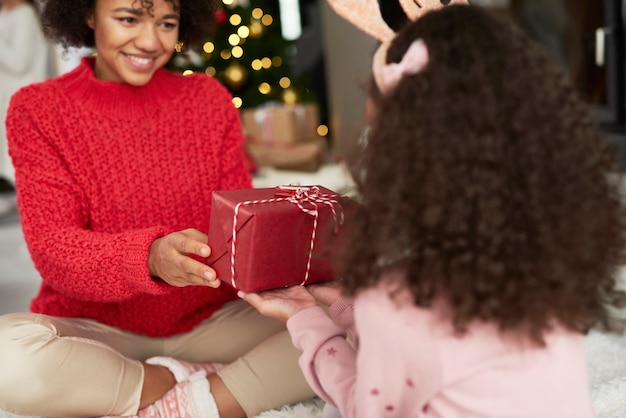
0 0 314 417
240 4 626 417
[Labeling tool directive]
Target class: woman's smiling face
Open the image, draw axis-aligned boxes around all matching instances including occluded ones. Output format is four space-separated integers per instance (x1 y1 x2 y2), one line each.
87 0 180 85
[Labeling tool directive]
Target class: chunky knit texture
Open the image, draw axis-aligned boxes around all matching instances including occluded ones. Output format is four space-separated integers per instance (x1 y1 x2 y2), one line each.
6 57 251 337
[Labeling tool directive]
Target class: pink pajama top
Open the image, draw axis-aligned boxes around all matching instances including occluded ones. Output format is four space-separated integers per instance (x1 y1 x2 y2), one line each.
287 278 595 417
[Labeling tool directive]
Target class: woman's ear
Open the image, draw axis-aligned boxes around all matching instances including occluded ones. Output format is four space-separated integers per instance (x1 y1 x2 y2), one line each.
86 12 95 29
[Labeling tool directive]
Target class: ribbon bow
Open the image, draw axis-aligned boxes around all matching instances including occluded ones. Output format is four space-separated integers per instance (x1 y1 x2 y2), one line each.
378 39 429 93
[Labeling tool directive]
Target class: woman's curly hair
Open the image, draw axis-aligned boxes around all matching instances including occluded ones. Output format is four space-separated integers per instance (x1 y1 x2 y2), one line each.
39 0 217 50
341 5 626 344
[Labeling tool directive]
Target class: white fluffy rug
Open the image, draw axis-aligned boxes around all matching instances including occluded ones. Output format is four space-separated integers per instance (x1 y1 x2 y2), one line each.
586 329 626 418
3 327 626 418
0 398 325 418
4 331 626 418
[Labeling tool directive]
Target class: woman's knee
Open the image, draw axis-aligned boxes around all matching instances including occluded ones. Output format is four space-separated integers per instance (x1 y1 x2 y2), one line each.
0 313 59 406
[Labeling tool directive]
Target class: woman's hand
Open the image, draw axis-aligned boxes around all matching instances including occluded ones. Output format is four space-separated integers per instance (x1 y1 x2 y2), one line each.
238 286 318 322
148 228 220 288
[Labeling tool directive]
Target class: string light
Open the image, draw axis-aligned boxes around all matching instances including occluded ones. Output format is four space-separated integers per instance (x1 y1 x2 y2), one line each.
182 70 194 76
232 46 244 58
251 59 263 71
283 88 297 104
279 77 291 88
317 125 329 137
237 26 250 38
229 14 242 25
252 8 263 19
258 82 271 94
232 97 243 108
228 34 241 46
203 42 215 54
261 14 273 26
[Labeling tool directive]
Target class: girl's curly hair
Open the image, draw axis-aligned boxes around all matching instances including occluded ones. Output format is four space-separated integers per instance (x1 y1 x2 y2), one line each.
39 0 217 50
341 5 626 344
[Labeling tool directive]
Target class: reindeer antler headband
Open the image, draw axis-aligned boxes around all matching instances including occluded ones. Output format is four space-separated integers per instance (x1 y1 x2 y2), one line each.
327 0 468 93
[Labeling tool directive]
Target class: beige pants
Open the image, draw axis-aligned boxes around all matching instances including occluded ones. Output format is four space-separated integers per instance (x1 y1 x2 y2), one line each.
0 300 314 418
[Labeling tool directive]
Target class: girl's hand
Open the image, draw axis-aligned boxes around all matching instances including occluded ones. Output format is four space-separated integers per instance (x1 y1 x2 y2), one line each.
148 228 220 288
238 286 318 322
307 281 344 306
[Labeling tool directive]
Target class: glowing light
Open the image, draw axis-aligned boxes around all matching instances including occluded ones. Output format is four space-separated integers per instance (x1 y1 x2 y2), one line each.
237 26 250 38
229 66 245 83
283 89 297 104
223 0 234 5
182 70 194 76
232 46 243 58
278 0 302 40
249 21 263 37
272 56 283 67
317 125 329 137
258 82 271 95
228 34 240 46
203 42 215 54
279 77 291 88
261 14 273 26
252 8 264 19
251 59 263 71
232 97 243 108
220 49 232 59
205 67 216 77
229 14 242 26
261 57 272 69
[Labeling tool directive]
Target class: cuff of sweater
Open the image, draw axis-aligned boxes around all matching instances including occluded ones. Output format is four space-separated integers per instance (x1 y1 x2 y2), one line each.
121 226 171 294
329 296 355 323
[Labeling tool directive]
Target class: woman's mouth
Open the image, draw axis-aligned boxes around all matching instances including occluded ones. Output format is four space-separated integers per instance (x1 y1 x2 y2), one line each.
124 54 155 71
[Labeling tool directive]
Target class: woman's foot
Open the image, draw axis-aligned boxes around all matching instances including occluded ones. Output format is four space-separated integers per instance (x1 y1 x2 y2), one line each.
137 370 220 418
106 357 224 418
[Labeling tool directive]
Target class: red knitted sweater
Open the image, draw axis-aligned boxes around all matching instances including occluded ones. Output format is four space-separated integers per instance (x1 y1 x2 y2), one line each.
6 58 251 337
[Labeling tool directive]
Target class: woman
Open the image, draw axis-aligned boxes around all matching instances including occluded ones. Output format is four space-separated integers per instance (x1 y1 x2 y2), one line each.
0 0 314 417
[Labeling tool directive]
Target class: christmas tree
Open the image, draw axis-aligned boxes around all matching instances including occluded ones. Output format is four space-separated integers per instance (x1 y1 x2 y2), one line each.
173 0 316 110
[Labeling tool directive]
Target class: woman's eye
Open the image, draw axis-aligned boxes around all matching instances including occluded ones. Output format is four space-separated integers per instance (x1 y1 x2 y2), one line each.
161 22 178 29
118 17 136 24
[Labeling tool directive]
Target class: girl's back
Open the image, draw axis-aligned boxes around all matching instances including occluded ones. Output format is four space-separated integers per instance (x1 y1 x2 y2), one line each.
354 276 593 417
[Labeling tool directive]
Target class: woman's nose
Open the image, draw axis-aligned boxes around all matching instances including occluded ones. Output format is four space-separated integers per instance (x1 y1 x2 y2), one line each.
134 24 160 51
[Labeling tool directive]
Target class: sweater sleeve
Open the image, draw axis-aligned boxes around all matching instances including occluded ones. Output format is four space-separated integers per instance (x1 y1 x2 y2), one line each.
0 7 45 75
287 306 359 416
6 90 172 302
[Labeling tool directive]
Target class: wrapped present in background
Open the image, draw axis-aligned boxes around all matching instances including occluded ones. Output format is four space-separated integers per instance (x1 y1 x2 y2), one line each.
241 103 327 172
245 136 328 172
240 102 321 145
206 185 352 293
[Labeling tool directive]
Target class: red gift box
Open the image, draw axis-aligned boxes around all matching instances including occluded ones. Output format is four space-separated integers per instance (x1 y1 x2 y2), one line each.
206 186 350 292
